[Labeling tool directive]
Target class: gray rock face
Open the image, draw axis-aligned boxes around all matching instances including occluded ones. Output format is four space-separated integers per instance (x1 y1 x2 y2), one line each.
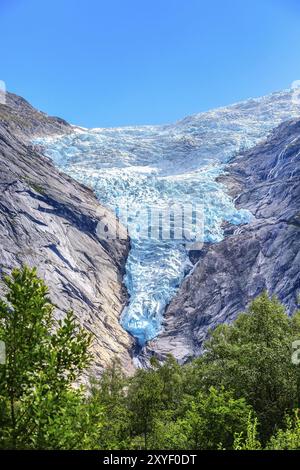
0 92 71 138
147 119 300 363
0 93 134 376
1 92 300 371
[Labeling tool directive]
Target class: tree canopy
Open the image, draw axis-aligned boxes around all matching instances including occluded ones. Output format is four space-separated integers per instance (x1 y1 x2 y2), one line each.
0 266 299 450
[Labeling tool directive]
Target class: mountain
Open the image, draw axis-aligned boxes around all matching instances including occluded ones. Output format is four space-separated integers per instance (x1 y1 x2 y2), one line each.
35 88 300 362
1 89 299 371
0 93 134 376
147 118 300 362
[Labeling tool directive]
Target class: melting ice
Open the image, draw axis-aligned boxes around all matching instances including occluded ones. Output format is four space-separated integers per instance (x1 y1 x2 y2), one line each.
36 89 300 345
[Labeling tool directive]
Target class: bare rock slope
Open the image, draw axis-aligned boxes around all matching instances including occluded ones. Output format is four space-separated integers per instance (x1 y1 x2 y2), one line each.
0 93 134 375
148 119 300 362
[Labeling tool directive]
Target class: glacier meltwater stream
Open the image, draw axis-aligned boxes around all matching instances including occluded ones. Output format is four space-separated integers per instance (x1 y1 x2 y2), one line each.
36 89 300 345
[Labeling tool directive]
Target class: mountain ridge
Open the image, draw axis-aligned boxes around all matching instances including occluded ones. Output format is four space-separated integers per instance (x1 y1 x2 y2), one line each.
1 90 299 371
0 92 135 377
144 118 300 363
36 87 300 351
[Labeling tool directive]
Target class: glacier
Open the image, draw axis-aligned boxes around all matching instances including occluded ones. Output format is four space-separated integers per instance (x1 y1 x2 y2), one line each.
35 88 300 345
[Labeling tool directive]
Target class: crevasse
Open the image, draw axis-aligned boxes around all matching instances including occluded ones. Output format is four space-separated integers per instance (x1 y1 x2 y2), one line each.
36 89 300 345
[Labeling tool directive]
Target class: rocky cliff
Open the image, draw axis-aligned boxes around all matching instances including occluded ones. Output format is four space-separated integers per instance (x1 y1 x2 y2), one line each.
147 119 300 362
0 93 134 376
1 91 299 372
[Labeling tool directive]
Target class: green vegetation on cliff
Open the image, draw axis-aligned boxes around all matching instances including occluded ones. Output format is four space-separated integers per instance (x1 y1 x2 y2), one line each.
0 267 299 449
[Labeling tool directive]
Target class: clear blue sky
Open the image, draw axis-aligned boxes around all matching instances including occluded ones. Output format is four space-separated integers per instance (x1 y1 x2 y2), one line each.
1 0 300 127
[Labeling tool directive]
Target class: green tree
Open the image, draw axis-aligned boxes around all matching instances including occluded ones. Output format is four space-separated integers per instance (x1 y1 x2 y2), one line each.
155 355 184 412
127 363 164 449
89 359 132 449
198 292 300 441
266 410 300 450
146 386 252 450
0 266 92 449
1 269 299 451
147 417 189 450
182 387 252 449
233 413 262 450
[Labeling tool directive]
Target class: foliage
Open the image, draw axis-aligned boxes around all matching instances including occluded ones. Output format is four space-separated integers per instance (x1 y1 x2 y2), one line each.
266 410 300 450
0 266 92 449
233 413 262 450
182 387 253 450
197 292 300 440
1 268 300 450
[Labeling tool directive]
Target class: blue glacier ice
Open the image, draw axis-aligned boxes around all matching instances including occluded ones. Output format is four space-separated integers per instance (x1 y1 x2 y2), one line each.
35 88 300 345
